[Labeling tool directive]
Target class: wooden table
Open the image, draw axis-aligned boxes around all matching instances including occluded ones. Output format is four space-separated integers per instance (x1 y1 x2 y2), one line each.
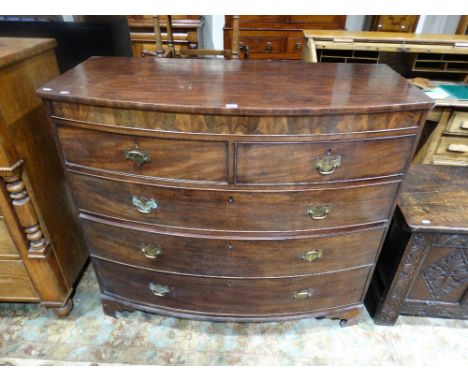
366 164 468 325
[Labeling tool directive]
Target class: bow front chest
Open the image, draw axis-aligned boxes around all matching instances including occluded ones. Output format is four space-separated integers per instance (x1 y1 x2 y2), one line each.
38 57 433 325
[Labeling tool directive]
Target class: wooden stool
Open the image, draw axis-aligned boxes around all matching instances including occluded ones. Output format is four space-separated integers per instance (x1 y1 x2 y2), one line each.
366 164 468 325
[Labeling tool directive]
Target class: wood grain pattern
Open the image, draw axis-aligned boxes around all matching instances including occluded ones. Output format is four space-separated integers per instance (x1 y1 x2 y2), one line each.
50 102 423 137
0 259 39 300
82 215 384 278
36 57 433 116
70 172 399 233
94 257 370 317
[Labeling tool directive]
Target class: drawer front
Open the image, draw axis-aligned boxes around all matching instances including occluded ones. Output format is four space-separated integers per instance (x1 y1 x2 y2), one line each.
70 172 399 232
94 257 369 316
57 126 228 183
0 260 38 300
432 136 468 166
83 217 385 277
236 135 415 185
0 218 19 258
240 33 287 55
446 111 468 136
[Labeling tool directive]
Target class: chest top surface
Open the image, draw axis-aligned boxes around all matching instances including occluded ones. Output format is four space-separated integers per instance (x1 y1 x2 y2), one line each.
0 37 56 69
399 164 468 234
37 57 432 116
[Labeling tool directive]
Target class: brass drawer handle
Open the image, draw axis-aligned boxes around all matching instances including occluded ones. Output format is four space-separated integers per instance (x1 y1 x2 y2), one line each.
149 282 170 297
314 152 341 175
294 288 314 299
125 146 150 168
307 204 330 220
132 195 158 214
141 244 162 259
301 249 323 263
447 143 468 153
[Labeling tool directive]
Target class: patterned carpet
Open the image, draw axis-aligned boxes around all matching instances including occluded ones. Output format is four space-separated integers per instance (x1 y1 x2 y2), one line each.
0 264 467 366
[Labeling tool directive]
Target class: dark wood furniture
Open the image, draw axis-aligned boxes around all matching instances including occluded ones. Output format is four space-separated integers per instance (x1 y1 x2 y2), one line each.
127 16 204 58
0 37 88 315
366 165 468 325
370 16 420 33
38 57 432 325
224 16 346 60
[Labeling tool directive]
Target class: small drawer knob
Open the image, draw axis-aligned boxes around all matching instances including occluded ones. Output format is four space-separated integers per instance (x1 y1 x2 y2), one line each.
301 249 323 263
295 42 302 50
293 288 314 300
132 195 158 214
314 152 341 175
307 204 330 220
266 42 273 51
125 146 150 168
141 244 162 259
149 282 170 297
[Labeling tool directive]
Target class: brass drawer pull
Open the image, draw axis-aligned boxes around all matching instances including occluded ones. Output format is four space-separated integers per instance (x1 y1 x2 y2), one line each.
294 288 314 300
307 204 330 220
315 152 341 175
301 249 323 263
447 143 468 153
149 282 170 297
141 244 162 259
125 146 150 168
132 195 158 214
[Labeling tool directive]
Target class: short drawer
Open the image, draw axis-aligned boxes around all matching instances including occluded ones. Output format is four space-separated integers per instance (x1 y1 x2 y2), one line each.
432 136 468 166
94 257 369 317
236 135 415 185
239 33 287 55
446 111 468 135
0 260 38 300
57 125 228 183
70 172 399 232
82 216 385 277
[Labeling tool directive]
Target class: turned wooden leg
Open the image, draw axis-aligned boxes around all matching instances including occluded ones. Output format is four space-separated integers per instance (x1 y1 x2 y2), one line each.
51 298 73 318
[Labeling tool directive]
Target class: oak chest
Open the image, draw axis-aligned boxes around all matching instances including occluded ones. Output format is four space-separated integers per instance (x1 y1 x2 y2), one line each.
366 165 468 325
38 57 433 325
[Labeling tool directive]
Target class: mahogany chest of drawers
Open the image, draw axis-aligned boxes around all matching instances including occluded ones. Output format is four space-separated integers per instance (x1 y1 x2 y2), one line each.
38 57 432 325
0 37 88 315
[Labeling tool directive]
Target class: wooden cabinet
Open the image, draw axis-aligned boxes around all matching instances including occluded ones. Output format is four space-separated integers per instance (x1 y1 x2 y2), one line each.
366 165 468 324
370 16 420 33
0 38 88 315
224 16 346 60
38 57 432 325
127 16 204 57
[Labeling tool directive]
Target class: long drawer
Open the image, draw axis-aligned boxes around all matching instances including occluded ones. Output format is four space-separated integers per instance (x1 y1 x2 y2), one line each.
94 257 370 317
83 216 385 277
70 172 399 232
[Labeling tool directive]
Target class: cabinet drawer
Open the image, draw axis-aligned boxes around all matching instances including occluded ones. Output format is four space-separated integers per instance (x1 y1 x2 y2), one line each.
432 136 468 166
57 126 228 183
446 111 468 136
83 217 385 277
240 33 287 55
94 257 369 317
236 135 415 185
0 260 38 300
70 172 398 232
